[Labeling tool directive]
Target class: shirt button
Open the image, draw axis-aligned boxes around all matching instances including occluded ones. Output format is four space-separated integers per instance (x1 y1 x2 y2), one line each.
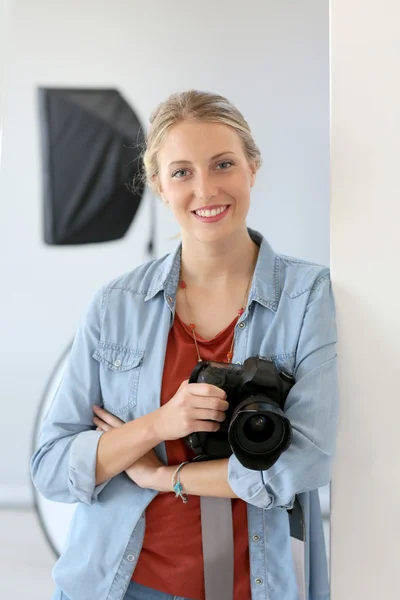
252 534 260 542
114 360 121 367
238 322 245 329
167 296 173 304
127 554 135 562
255 578 263 585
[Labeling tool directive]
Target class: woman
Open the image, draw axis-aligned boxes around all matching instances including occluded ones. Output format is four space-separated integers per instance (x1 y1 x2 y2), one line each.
31 90 339 600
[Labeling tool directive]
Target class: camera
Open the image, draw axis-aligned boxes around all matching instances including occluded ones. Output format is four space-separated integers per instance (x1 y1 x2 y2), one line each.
184 356 294 471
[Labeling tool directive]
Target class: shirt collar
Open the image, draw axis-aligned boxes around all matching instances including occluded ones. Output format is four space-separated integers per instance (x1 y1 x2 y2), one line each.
144 227 279 312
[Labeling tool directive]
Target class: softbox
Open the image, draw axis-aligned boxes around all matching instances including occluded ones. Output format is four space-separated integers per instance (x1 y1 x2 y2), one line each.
38 87 146 245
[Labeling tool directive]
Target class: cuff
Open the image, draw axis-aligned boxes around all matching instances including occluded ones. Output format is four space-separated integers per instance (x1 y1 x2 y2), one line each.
228 454 273 509
68 430 111 504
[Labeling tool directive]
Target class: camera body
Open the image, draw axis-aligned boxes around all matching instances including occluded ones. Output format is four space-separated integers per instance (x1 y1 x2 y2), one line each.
184 356 295 471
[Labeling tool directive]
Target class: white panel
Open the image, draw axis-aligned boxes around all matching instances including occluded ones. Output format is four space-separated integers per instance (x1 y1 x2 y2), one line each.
330 2 400 598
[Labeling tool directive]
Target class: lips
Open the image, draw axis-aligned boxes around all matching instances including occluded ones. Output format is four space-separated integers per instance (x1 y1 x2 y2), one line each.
192 204 231 223
192 205 229 217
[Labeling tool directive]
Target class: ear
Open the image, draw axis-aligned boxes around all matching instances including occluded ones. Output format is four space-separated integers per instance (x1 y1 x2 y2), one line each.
153 174 168 204
249 162 257 187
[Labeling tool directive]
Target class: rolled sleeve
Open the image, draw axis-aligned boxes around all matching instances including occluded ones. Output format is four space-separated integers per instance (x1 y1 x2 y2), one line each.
31 284 111 504
228 274 339 509
68 430 111 503
228 455 273 508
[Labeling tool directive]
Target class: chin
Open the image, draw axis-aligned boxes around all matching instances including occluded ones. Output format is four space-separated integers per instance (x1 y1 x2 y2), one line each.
192 222 242 245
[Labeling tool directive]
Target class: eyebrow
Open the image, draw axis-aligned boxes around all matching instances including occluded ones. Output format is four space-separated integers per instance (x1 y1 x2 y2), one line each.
168 151 236 168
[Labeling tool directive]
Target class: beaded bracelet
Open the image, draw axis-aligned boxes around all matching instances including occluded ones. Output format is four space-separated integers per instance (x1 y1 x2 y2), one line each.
172 461 189 503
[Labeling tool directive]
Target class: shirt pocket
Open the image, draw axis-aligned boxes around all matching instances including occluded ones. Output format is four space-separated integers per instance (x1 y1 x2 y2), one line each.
92 342 145 416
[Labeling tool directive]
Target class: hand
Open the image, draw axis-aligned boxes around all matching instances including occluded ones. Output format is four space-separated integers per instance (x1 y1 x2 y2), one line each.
92 404 125 433
92 405 163 488
151 379 229 442
123 449 164 490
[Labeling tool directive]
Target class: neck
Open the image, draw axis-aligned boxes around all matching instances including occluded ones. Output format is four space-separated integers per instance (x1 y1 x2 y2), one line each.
180 227 259 288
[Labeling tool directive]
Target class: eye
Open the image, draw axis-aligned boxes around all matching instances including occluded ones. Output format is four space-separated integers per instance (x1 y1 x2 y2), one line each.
216 160 234 170
171 168 190 179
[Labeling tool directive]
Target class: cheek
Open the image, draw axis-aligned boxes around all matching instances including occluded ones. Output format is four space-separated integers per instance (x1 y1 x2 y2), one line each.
228 172 252 199
163 176 182 195
228 169 251 188
164 183 191 213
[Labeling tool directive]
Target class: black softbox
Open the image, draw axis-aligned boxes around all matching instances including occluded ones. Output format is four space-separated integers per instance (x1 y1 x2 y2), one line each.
38 87 146 245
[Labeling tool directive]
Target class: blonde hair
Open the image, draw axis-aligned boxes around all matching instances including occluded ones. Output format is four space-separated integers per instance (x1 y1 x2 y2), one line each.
135 90 262 196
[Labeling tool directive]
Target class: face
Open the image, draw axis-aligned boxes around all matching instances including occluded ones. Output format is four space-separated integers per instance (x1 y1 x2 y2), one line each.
156 120 257 243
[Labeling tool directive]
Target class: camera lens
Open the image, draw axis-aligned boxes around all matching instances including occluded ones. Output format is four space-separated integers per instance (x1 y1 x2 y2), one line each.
228 396 293 470
243 415 274 443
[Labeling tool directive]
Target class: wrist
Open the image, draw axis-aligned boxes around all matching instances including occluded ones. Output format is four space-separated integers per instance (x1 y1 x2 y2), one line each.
156 465 174 493
143 411 164 446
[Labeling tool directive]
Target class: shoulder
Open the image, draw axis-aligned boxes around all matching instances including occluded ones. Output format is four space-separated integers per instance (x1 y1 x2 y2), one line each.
250 229 330 304
276 252 331 300
86 252 172 317
102 253 171 298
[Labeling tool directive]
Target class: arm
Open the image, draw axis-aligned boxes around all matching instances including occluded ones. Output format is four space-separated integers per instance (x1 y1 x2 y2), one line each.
30 285 108 504
228 274 339 509
30 284 167 503
94 413 161 485
31 284 146 505
154 459 239 499
92 406 237 496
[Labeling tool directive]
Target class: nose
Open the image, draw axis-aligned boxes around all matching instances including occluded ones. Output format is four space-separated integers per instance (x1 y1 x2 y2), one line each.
194 171 218 202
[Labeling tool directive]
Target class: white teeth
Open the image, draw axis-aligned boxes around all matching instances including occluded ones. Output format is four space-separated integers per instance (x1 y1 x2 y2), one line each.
195 206 228 218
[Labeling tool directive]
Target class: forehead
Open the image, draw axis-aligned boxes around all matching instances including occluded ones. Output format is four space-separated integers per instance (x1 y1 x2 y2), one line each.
158 120 244 164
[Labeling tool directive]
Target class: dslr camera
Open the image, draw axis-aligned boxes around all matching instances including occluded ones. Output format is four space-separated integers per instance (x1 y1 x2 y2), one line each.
184 356 294 471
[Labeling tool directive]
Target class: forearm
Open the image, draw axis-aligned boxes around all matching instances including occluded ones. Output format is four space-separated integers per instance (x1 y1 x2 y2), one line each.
155 459 239 499
95 413 161 485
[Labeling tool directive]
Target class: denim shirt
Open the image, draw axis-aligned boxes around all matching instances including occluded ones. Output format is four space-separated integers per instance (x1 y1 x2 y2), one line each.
31 228 339 600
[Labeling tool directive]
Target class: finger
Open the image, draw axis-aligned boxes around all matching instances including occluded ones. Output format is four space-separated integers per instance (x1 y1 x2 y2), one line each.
193 420 221 433
93 416 111 432
189 395 229 412
188 383 227 401
92 405 124 427
193 408 227 423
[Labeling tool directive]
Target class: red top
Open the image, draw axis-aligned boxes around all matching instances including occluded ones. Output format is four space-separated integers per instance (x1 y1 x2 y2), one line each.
131 312 251 600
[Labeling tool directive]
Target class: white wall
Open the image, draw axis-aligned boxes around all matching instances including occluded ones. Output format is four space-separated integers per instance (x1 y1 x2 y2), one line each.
330 2 400 598
0 0 12 161
0 0 329 505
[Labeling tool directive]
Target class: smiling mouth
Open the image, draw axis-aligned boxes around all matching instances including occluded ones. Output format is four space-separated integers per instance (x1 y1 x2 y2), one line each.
192 205 229 218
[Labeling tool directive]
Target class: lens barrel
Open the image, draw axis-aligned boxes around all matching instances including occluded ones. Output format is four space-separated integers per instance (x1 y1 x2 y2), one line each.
228 396 292 470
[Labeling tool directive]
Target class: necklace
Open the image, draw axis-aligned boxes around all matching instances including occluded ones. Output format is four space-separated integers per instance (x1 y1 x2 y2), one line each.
178 274 253 364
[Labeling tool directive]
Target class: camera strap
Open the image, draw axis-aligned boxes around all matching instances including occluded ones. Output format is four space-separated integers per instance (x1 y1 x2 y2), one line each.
291 537 307 600
288 496 307 600
200 495 307 600
200 496 234 600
